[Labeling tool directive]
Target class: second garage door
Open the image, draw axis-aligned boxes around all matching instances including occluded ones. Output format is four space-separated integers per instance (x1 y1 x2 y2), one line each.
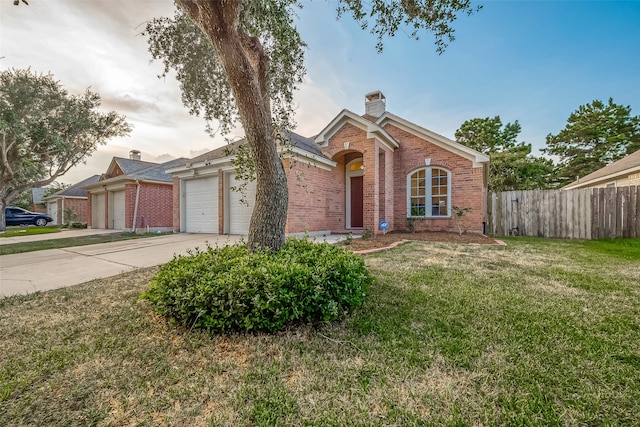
111 190 126 230
93 193 105 229
184 176 218 233
227 173 256 235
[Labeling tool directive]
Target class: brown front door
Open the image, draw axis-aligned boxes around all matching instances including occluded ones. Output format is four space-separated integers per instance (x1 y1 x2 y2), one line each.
350 176 363 228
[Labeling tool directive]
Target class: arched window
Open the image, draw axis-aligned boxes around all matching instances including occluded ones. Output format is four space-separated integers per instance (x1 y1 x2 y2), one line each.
407 167 451 217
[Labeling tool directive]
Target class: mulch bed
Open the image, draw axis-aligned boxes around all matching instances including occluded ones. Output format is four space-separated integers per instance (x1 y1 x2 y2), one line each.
339 231 498 252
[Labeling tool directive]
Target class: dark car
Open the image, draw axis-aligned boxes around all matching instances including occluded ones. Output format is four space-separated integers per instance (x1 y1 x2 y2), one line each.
5 206 53 227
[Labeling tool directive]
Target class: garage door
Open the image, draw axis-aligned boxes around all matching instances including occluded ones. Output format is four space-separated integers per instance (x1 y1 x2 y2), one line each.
184 176 218 233
227 173 256 235
93 193 105 229
47 200 58 225
111 190 126 230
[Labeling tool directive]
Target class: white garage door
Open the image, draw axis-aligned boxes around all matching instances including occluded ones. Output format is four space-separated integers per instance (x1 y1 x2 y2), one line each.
93 193 105 229
227 173 256 235
111 190 126 230
184 176 218 233
47 200 58 225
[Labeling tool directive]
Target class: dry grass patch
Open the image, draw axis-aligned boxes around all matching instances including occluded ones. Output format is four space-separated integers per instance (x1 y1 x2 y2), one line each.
1 237 639 425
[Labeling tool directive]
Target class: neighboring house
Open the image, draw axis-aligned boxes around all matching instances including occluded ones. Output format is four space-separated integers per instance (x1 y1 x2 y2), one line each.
563 149 640 190
44 175 100 225
84 150 188 231
170 92 490 236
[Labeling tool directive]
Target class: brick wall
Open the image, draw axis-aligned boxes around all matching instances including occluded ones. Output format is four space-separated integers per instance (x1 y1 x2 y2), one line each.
172 177 180 232
131 183 174 228
61 198 90 223
285 159 345 234
385 124 485 233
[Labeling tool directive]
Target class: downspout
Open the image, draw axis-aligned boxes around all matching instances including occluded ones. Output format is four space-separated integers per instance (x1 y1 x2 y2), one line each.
132 180 141 233
61 197 65 225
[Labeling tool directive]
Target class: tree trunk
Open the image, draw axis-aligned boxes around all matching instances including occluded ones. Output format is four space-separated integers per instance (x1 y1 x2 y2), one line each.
176 0 288 251
0 198 7 232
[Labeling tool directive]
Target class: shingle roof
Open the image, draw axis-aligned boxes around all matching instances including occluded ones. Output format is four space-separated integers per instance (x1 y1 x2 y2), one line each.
112 157 158 175
180 131 328 166
130 158 190 182
47 175 100 198
565 149 640 188
31 188 46 203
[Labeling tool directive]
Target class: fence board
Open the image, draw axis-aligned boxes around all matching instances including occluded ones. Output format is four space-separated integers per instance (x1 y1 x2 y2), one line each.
486 186 639 239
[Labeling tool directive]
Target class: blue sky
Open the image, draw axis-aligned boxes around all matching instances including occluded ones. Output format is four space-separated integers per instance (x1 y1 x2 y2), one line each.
1 0 639 183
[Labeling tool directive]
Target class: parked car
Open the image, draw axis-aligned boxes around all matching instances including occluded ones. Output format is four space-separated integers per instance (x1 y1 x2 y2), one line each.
4 206 53 227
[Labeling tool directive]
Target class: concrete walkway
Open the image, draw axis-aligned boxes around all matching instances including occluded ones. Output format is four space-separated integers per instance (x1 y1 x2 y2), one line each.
0 233 242 298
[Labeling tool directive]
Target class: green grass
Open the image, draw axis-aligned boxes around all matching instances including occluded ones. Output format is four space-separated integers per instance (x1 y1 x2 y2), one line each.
0 225 60 238
0 232 160 255
1 238 639 425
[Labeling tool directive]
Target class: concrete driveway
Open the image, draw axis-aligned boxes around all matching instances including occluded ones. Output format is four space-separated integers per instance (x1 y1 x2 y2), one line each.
0 233 242 298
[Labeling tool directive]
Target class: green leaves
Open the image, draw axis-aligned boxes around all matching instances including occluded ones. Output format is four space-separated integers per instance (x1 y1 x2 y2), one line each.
336 0 481 54
455 116 554 191
544 98 640 185
143 238 374 333
0 68 131 215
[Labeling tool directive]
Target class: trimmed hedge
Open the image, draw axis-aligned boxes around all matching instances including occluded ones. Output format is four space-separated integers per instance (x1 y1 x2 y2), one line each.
142 238 374 333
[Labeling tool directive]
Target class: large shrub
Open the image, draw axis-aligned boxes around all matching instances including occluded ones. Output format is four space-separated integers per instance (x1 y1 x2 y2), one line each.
142 238 374 333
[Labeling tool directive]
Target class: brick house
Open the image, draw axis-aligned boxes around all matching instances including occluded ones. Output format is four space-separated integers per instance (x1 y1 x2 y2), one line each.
169 92 490 235
84 151 187 231
44 175 99 225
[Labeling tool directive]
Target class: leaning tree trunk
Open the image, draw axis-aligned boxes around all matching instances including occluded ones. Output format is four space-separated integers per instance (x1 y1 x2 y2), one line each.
176 0 288 252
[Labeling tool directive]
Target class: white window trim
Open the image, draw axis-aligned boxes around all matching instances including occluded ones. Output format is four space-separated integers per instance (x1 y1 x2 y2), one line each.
406 167 451 218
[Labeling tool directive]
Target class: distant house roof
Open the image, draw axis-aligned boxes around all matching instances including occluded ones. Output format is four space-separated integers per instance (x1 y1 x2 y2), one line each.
85 158 187 190
31 188 46 204
44 175 100 200
130 158 190 182
564 149 640 189
111 157 158 175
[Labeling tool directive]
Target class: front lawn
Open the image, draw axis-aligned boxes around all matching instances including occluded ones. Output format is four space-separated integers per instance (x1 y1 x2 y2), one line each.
1 238 638 425
0 225 60 238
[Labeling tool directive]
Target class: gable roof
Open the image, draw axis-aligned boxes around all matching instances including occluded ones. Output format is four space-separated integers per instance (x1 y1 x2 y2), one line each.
44 175 100 200
377 112 490 167
105 157 158 178
564 149 640 189
314 109 489 167
313 109 399 150
85 158 187 190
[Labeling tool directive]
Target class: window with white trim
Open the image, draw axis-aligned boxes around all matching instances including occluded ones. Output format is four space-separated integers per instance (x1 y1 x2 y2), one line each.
407 167 451 217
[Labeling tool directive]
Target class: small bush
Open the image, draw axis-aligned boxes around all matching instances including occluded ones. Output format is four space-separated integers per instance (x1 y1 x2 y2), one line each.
142 238 374 333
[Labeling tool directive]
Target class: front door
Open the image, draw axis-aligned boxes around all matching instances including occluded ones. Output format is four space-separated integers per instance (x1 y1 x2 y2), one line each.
350 176 363 228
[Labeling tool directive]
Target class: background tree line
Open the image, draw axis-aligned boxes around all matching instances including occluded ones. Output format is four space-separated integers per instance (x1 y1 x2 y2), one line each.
456 98 640 192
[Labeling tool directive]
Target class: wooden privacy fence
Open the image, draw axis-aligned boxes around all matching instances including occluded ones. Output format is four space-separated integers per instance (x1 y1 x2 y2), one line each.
486 186 640 239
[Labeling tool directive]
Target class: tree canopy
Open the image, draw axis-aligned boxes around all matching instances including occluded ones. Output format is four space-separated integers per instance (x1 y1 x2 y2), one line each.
144 0 480 251
544 98 640 186
455 116 554 192
0 68 130 230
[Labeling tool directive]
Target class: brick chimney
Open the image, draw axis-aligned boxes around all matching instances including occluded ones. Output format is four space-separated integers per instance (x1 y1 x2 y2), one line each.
365 90 386 117
129 150 141 161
